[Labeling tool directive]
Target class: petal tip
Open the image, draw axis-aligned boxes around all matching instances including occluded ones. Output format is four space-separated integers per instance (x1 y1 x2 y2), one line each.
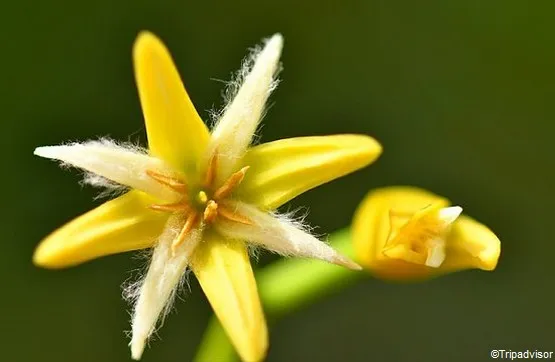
359 135 383 162
133 31 167 66
258 33 284 71
130 337 145 360
450 215 501 272
33 146 44 156
133 30 160 51
32 248 50 268
478 239 501 271
33 145 60 159
439 206 463 224
267 33 284 50
32 242 65 269
333 254 363 271
343 134 383 168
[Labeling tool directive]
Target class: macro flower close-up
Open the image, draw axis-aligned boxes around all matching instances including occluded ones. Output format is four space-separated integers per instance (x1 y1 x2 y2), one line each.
5 3 554 362
31 32 381 361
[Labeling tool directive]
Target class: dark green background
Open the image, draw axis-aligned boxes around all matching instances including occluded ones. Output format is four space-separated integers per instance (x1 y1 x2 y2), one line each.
2 1 553 361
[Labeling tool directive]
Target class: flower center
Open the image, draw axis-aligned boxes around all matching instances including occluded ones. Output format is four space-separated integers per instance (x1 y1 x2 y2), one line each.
145 152 252 254
381 204 462 268
198 190 210 204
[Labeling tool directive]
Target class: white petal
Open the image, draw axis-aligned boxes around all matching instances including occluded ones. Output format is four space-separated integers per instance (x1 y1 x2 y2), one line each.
214 201 361 270
425 239 446 267
438 206 463 225
128 216 202 360
34 140 179 201
208 34 283 182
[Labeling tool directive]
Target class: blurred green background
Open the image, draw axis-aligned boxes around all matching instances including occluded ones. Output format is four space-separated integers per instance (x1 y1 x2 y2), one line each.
2 1 553 361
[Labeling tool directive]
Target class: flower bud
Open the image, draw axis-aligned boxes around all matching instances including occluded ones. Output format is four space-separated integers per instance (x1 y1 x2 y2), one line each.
352 186 500 281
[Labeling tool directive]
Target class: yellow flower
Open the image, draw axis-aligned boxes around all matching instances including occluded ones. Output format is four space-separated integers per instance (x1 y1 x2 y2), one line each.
33 32 382 361
352 186 500 281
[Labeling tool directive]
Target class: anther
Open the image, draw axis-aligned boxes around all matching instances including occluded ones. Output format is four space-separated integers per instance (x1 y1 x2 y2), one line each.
149 202 189 213
171 212 199 255
146 170 188 194
218 204 253 225
213 166 250 200
203 152 218 188
203 200 218 223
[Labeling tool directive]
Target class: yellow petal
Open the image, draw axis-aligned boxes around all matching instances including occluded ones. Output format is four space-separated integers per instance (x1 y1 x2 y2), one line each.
133 31 210 174
33 191 168 268
352 186 450 281
236 135 382 210
442 215 501 271
190 233 267 362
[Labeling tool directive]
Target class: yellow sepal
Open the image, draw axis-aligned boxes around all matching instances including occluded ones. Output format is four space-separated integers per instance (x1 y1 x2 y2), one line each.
442 215 501 271
191 233 268 362
237 135 382 210
133 31 210 174
33 191 168 268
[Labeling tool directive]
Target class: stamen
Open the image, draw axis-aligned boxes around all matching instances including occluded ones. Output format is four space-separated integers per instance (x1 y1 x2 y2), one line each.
203 152 218 188
381 204 458 268
218 204 253 225
149 202 189 213
171 212 199 255
213 166 250 200
203 200 218 223
146 170 188 194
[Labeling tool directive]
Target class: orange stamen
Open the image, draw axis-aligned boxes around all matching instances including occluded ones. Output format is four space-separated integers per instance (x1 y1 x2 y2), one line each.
213 166 250 200
149 202 189 213
218 204 253 225
146 170 188 194
146 161 255 253
171 212 199 255
203 152 218 188
203 200 219 223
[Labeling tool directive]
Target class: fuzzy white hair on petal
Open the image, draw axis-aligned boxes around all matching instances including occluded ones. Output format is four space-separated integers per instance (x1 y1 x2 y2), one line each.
207 34 283 183
127 215 202 360
215 201 361 270
34 138 180 202
218 37 282 119
246 243 262 262
81 173 129 200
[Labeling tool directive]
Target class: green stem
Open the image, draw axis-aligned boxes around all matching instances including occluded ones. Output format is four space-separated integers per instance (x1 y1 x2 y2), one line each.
193 228 362 362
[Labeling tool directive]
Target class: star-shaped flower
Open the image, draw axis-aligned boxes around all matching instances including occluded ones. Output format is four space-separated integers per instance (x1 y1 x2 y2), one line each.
33 32 382 361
